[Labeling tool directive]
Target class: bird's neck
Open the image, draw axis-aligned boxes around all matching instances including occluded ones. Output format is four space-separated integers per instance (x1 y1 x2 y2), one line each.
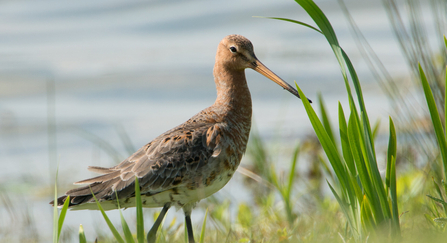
212 63 252 122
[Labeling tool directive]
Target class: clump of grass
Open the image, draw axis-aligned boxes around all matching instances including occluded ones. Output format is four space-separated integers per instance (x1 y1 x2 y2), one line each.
269 144 300 227
268 0 401 240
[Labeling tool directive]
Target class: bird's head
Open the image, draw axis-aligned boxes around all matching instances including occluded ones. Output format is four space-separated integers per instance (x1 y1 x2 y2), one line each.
216 34 311 102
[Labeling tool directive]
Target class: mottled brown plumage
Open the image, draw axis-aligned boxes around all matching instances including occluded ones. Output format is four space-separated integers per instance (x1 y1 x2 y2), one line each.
52 34 309 243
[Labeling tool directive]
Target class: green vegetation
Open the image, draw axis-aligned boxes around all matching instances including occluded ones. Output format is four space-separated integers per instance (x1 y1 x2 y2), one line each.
291 0 402 241
44 0 447 242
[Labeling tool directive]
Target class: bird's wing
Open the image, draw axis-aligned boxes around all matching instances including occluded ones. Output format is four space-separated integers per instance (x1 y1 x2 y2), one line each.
56 122 224 207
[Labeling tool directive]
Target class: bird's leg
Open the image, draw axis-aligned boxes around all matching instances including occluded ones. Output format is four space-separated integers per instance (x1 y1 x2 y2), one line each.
147 203 171 243
184 207 195 243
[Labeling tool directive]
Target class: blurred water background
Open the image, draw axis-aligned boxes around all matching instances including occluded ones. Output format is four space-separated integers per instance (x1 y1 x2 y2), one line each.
0 0 440 241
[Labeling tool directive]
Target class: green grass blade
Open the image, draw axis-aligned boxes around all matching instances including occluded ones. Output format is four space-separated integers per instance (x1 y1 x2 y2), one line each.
120 210 135 243
296 83 360 224
269 163 279 189
284 144 300 225
443 180 447 218
295 84 350 193
419 63 447 179
294 0 339 46
427 195 447 206
432 178 445 202
338 102 355 176
424 214 437 228
79 224 87 243
57 195 70 240
340 48 373 138
293 0 377 168
360 196 375 230
348 112 383 222
286 144 300 202
443 180 447 199
372 119 381 141
135 177 145 243
386 117 397 192
389 155 400 235
296 0 350 102
318 93 336 144
341 50 379 189
262 17 322 34
355 115 390 221
274 0 358 121
199 208 209 243
430 196 442 218
445 65 447 139
431 178 447 215
319 154 335 181
91 188 125 243
434 217 447 223
327 181 357 235
349 174 364 205
347 113 371 196
115 191 135 243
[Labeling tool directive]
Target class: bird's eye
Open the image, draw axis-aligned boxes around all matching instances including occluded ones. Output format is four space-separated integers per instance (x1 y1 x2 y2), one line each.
229 46 237 53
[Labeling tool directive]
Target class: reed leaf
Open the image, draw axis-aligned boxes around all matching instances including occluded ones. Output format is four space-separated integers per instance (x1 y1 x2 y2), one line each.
297 84 357 233
135 177 145 243
419 64 447 179
389 155 400 235
280 0 401 239
360 196 375 230
262 17 322 34
115 192 135 243
57 195 70 241
327 181 356 234
427 195 447 207
286 145 300 203
79 224 87 243
296 84 351 195
372 119 381 141
348 112 380 219
91 188 125 243
284 144 300 225
386 117 397 192
338 103 355 176
120 210 135 243
318 93 336 145
199 209 209 243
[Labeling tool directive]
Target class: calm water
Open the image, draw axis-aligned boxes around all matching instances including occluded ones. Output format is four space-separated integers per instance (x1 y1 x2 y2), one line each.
0 0 434 241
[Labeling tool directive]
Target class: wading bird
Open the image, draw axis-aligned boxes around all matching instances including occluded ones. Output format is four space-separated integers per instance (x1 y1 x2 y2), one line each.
52 34 310 243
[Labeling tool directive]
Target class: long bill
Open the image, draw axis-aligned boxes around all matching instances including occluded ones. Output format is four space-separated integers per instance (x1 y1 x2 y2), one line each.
252 59 312 103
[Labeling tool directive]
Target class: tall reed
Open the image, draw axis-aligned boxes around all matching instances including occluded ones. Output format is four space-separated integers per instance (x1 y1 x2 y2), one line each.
269 0 401 240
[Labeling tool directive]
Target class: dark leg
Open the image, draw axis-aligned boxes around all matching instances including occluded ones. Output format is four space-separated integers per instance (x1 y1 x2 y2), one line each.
147 203 171 243
184 210 195 243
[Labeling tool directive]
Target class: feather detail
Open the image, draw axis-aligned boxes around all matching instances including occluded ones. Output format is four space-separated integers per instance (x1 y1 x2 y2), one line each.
87 166 113 174
73 170 120 185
